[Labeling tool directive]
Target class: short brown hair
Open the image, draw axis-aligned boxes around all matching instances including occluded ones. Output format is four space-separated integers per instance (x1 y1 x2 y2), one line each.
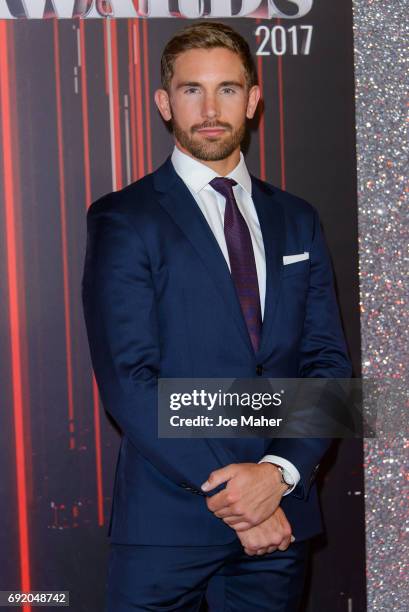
160 22 258 92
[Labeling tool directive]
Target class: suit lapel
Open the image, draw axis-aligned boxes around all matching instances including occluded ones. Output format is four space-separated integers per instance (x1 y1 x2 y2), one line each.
154 157 254 357
251 176 286 362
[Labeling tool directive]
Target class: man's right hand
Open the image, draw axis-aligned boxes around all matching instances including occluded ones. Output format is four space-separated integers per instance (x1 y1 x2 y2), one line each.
237 507 294 556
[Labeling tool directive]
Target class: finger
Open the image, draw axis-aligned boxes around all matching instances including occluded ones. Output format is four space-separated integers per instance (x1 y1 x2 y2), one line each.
223 520 252 531
219 514 244 524
214 509 241 520
206 491 231 512
244 548 256 556
277 534 293 552
277 540 290 551
201 464 236 492
256 548 268 555
266 546 277 553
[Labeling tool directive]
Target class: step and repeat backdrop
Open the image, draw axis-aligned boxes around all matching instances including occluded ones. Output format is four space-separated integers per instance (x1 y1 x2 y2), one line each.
0 1 368 610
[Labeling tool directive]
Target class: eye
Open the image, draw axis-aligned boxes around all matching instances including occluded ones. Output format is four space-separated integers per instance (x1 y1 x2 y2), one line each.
184 87 200 94
221 87 236 95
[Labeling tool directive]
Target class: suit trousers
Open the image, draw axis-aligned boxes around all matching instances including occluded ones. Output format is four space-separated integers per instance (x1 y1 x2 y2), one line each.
105 538 309 611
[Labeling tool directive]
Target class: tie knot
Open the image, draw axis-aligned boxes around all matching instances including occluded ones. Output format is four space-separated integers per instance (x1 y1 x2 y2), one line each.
209 177 237 198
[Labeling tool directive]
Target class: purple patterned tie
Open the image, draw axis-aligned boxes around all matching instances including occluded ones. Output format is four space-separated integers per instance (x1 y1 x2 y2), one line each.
210 177 262 353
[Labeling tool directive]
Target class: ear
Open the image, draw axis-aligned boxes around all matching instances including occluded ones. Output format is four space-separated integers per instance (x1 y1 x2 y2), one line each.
246 85 261 120
154 88 172 122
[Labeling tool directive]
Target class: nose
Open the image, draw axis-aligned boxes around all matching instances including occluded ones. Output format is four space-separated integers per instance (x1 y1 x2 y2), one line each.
201 92 219 119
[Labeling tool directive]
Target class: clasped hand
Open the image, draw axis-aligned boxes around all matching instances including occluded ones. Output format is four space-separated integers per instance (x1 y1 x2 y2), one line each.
201 462 293 555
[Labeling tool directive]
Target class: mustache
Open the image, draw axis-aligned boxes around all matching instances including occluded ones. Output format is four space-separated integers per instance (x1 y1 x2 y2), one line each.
191 121 232 132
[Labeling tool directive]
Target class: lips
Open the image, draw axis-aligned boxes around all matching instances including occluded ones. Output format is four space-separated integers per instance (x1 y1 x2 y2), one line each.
196 127 227 136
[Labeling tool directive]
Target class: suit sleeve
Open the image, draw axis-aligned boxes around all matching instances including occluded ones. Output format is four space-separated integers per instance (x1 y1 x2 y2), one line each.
81 199 224 493
264 207 352 499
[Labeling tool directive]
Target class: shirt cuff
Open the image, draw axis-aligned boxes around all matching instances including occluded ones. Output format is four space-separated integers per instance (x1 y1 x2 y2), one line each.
258 455 301 496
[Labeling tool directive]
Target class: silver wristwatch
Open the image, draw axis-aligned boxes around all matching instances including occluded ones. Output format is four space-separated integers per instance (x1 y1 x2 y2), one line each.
272 464 292 490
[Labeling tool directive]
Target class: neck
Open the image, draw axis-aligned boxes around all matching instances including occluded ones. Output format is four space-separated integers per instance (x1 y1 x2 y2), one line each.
175 141 240 176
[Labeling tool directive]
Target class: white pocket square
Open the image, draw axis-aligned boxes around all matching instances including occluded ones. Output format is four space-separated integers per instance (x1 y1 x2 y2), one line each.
283 252 309 265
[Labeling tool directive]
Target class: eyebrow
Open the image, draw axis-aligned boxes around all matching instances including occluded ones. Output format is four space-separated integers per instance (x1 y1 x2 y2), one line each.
175 80 245 90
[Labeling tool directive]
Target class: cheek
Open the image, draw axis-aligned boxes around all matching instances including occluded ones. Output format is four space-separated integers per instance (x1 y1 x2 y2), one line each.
172 100 199 126
221 97 247 117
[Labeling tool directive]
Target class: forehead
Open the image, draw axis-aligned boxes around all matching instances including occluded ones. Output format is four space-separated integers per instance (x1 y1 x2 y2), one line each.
171 47 247 85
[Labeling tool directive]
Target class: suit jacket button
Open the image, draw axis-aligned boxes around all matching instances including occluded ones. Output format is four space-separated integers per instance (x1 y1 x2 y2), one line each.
256 364 263 376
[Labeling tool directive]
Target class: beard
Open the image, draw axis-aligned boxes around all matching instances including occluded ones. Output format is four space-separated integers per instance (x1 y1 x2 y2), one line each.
171 116 246 161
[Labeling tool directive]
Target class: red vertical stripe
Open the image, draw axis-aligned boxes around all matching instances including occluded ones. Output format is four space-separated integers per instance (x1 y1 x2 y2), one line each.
133 20 145 178
128 21 138 181
7 9 34 509
255 19 266 180
53 21 76 456
276 19 286 190
79 20 91 208
0 21 31 610
109 20 123 190
103 20 109 96
255 19 266 182
256 55 266 181
79 20 104 526
142 20 152 173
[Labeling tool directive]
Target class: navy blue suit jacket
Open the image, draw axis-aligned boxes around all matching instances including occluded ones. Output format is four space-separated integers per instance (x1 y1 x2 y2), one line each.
81 155 352 545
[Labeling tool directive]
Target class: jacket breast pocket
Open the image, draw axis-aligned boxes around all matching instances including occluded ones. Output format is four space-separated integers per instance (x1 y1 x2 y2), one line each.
281 258 310 278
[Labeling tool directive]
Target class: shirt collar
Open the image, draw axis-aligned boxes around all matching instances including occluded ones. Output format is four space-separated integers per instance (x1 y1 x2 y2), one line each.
171 145 252 196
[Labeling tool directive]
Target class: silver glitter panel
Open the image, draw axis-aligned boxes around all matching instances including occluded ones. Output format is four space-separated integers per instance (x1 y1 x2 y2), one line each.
352 1 409 610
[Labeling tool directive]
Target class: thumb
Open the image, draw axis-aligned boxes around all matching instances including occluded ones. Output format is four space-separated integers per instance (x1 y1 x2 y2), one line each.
201 464 237 492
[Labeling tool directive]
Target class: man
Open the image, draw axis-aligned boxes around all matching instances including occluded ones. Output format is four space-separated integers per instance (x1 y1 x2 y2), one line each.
82 22 351 611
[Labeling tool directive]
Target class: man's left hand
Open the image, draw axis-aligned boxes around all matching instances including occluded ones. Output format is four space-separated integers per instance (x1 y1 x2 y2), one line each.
202 462 289 531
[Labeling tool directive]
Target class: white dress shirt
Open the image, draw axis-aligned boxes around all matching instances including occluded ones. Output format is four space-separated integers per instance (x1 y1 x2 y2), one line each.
171 145 300 495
